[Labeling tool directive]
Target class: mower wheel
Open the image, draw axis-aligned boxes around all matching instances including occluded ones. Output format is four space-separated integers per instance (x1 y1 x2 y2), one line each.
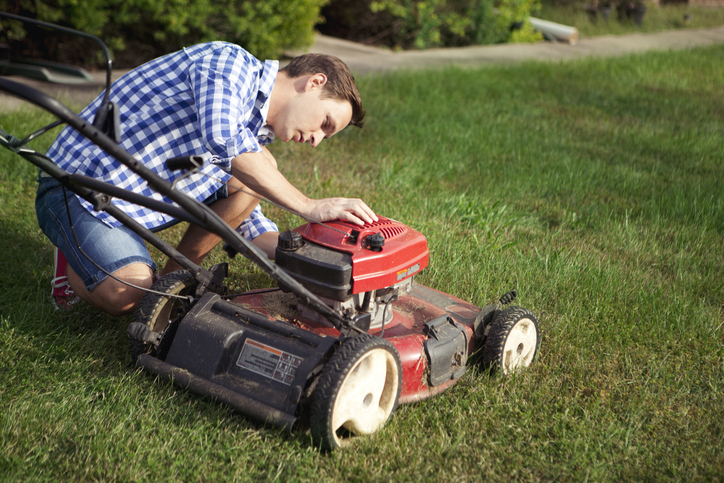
310 333 402 451
128 270 197 363
483 307 539 375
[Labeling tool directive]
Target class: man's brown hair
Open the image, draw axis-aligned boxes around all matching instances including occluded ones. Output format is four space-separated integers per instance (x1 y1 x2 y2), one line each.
281 54 365 128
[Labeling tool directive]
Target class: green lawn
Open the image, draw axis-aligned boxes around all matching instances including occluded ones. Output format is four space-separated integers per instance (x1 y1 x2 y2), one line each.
539 2 724 38
1 44 723 481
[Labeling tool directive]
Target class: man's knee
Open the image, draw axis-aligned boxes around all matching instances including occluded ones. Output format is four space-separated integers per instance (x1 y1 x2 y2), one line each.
70 263 153 316
100 283 150 316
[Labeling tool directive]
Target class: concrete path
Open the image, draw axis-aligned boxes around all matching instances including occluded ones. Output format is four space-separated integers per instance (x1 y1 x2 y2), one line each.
2 26 723 112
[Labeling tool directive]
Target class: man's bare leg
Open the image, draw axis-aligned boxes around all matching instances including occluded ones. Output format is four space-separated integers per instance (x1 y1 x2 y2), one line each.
250 231 279 260
66 262 153 316
161 178 261 275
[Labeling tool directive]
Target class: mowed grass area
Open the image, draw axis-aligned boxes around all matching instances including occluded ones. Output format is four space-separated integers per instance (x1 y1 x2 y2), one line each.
1 44 722 481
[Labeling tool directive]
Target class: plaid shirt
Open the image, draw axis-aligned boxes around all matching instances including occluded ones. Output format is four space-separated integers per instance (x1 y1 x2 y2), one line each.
46 42 278 238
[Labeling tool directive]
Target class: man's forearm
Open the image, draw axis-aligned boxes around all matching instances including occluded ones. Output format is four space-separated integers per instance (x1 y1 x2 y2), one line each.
229 148 377 225
230 149 311 214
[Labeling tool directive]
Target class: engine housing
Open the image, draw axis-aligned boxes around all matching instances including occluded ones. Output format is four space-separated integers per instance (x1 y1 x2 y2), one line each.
275 217 430 329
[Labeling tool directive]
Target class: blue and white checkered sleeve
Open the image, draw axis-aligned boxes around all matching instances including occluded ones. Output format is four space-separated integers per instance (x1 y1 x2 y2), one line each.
189 46 263 165
237 205 279 240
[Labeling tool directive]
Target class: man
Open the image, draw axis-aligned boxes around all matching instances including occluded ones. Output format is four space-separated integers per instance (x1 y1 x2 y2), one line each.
36 41 376 315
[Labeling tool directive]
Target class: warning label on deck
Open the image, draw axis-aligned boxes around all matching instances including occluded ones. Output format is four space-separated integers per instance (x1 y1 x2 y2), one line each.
236 339 303 386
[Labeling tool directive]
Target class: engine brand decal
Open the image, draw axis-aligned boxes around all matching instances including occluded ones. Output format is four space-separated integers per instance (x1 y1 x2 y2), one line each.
236 339 302 386
397 263 421 281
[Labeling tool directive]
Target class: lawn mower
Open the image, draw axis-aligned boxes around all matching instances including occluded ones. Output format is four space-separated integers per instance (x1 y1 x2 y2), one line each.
0 13 540 451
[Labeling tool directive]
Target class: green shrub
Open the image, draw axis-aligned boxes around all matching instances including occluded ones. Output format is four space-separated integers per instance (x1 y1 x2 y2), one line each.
208 0 328 61
495 0 545 43
369 0 470 49
319 0 541 50
0 0 327 67
509 19 544 43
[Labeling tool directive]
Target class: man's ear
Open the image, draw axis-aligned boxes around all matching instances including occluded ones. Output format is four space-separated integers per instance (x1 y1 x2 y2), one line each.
306 73 327 91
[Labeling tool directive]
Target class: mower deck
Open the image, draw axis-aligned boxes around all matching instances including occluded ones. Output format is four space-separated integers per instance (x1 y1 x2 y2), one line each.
233 282 482 404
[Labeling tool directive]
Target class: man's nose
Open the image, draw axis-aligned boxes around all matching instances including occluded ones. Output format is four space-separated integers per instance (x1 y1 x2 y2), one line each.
310 131 324 147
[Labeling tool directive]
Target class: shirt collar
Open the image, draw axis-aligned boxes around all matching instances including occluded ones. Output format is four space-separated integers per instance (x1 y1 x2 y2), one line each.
256 59 279 142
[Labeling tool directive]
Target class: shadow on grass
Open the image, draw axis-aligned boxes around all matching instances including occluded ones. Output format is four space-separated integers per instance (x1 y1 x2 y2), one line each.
0 214 133 365
0 214 308 450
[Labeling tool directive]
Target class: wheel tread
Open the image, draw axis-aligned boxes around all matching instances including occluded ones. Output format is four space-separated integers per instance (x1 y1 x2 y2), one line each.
310 334 402 451
483 306 540 375
128 270 197 362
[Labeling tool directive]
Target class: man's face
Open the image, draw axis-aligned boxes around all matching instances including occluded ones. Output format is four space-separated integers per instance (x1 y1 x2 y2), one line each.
271 76 353 148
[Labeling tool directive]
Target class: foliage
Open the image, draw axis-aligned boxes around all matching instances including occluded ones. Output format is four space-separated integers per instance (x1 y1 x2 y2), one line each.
0 0 327 67
320 0 541 50
318 1 724 49
539 2 724 37
495 0 545 43
510 19 545 42
219 0 328 61
369 0 471 49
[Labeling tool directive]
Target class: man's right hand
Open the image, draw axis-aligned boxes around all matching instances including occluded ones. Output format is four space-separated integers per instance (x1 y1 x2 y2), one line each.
303 197 377 226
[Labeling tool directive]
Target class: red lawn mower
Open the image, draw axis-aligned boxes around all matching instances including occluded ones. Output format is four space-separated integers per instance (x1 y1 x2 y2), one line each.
0 13 540 451
132 216 540 450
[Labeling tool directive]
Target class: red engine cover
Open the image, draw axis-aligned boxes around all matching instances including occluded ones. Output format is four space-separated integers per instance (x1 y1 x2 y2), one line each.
294 217 429 294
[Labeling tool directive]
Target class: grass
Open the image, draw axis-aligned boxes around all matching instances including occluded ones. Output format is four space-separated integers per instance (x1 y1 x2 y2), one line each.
1 44 723 481
539 2 724 38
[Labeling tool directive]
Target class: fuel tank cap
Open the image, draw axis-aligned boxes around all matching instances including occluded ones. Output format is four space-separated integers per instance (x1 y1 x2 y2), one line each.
278 230 304 251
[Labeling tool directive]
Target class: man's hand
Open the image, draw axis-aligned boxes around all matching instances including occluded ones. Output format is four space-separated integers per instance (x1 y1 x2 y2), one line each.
303 197 377 226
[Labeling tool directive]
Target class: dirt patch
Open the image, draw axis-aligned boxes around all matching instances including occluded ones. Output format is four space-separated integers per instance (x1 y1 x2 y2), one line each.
235 291 301 324
263 291 300 321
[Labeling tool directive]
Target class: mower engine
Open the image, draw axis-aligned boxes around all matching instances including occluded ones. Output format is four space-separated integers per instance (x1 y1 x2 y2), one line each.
275 217 429 331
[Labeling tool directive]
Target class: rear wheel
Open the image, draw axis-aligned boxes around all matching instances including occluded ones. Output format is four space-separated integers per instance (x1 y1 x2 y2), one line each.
483 307 539 375
310 334 402 451
128 270 197 362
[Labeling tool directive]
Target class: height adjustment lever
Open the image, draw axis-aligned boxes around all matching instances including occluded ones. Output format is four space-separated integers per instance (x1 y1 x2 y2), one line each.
92 101 121 144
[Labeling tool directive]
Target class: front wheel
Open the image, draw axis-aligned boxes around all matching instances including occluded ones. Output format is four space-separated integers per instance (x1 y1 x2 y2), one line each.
128 270 197 362
310 334 402 451
483 307 540 375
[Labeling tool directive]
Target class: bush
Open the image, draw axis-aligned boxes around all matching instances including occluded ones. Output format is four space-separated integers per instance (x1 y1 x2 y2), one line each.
0 0 328 68
208 0 328 61
368 0 471 49
317 0 542 50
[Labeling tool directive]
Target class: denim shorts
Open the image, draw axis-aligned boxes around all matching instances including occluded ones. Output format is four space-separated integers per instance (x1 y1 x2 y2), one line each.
36 174 229 291
36 176 158 292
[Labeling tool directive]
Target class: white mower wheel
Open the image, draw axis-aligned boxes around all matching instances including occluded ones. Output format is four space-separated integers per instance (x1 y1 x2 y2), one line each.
310 334 402 451
128 270 197 362
483 307 540 375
